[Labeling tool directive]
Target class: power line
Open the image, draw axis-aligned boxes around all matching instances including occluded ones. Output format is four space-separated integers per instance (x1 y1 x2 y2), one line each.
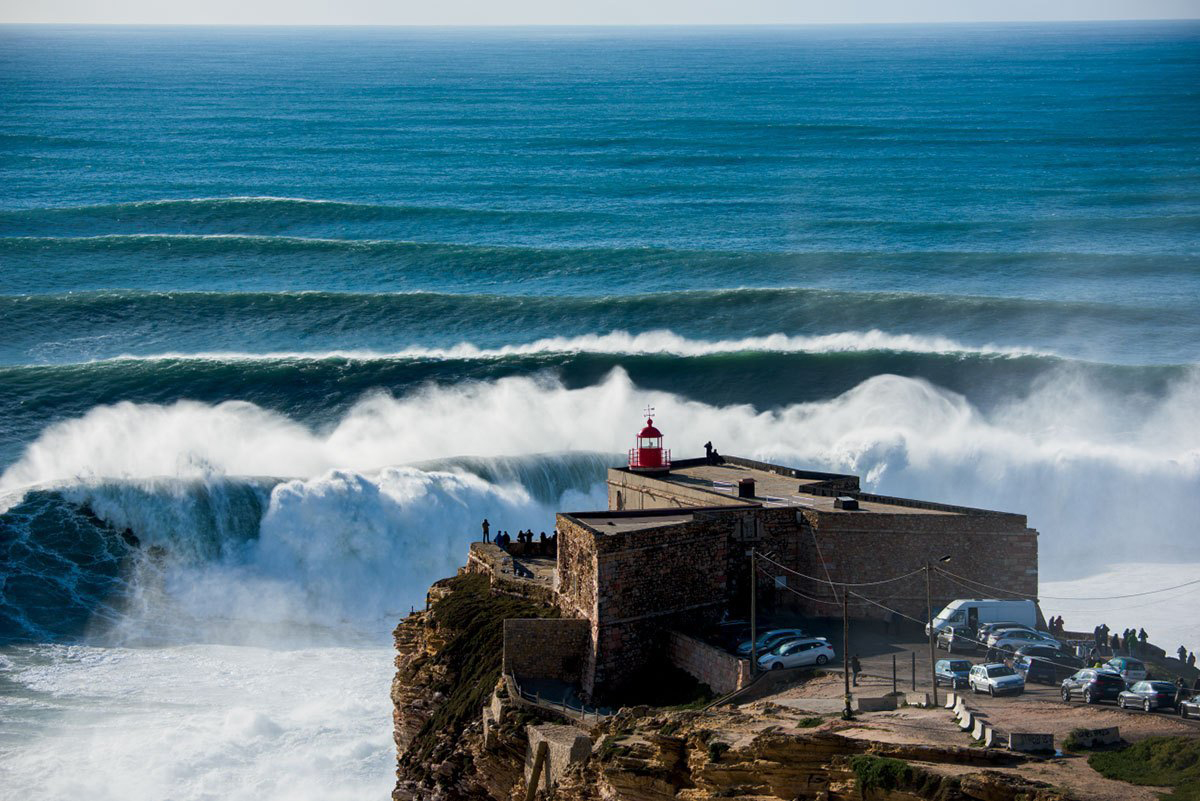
758 551 926 588
936 565 1200 601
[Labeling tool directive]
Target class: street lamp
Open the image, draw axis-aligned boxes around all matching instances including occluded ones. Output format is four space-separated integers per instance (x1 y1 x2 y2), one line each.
927 555 952 706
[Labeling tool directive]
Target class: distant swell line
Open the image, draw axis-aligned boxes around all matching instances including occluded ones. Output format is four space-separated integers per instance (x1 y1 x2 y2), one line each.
66 330 1054 363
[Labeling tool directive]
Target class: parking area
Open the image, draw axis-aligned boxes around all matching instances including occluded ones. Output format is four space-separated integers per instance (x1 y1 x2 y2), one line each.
703 614 1200 728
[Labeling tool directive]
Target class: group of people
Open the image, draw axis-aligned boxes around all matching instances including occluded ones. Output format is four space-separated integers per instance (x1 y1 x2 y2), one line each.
1177 645 1198 668
1047 615 1067 636
480 518 557 556
1089 623 1149 655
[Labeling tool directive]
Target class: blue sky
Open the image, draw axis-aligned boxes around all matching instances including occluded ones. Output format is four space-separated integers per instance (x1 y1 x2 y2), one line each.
2 0 1198 26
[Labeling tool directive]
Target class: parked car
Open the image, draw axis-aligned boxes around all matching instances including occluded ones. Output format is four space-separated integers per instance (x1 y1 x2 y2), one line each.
927 599 1039 636
708 620 751 650
1011 646 1083 684
935 659 972 689
1118 681 1180 712
757 637 835 671
977 621 1035 644
1179 695 1200 719
989 629 1061 654
936 626 977 653
968 663 1025 696
1061 668 1126 704
736 628 807 656
1104 657 1148 684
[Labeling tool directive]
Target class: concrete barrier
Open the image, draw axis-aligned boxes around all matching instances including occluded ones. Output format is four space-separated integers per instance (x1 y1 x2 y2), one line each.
954 697 966 716
971 718 986 740
1009 732 1055 753
906 692 930 709
1069 727 1121 748
944 692 957 709
958 711 975 732
856 696 899 713
983 727 997 748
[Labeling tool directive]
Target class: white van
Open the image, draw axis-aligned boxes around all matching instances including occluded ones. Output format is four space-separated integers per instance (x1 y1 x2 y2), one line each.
926 599 1039 636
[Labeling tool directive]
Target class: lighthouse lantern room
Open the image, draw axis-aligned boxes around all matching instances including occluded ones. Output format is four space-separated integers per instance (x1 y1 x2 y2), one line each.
628 407 670 474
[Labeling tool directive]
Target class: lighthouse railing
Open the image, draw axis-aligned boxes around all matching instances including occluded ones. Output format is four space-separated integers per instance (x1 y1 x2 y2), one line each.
628 447 671 469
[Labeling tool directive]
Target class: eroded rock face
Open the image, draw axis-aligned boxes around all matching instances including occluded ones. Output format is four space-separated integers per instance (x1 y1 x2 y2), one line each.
391 576 1072 801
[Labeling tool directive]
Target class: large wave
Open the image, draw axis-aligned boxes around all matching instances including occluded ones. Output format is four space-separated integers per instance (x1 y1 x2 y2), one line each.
3 368 1197 592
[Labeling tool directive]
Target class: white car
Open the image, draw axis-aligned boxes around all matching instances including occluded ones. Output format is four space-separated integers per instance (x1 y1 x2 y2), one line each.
757 637 835 671
968 663 1025 696
988 628 1060 653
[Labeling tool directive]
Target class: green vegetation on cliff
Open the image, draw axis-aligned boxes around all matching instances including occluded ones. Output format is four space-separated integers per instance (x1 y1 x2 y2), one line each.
403 573 559 765
1088 737 1200 801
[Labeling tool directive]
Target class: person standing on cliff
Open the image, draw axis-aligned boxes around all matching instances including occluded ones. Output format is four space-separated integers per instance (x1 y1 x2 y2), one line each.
481 519 490 543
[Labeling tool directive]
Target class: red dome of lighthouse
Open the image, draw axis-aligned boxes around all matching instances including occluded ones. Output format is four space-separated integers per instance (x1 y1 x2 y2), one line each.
628 409 670 474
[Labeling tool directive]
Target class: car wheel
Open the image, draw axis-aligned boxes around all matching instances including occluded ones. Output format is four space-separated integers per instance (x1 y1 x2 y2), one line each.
1144 699 1152 713
1084 690 1095 704
771 662 782 671
989 685 996 697
816 655 828 665
1062 688 1071 703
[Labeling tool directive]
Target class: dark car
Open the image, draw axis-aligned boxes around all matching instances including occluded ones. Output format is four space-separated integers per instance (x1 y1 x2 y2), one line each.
1118 681 1180 712
977 621 1033 644
1012 646 1083 684
1180 696 1200 719
935 658 972 688
936 626 977 654
1062 668 1126 704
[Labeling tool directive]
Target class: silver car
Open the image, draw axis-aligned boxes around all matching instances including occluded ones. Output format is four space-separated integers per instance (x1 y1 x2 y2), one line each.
968 663 1025 696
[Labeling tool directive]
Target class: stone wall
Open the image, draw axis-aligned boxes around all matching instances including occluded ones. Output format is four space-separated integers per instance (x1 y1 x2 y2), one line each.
667 629 751 695
503 618 590 683
766 509 1038 623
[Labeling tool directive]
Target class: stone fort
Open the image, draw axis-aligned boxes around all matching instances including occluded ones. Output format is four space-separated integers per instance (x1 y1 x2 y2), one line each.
471 417 1038 702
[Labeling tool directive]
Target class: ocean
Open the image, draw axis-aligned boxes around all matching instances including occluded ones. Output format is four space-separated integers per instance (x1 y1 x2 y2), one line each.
1 22 1198 799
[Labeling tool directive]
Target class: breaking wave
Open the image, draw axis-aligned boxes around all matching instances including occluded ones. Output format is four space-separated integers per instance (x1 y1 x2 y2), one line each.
0 366 1196 642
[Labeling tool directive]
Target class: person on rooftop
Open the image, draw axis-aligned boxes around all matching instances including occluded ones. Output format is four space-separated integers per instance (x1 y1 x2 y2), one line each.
1179 645 1189 663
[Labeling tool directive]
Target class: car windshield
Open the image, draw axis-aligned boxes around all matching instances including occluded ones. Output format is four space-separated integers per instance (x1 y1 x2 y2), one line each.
1124 660 1145 670
949 661 970 671
1096 673 1125 684
987 666 1016 677
1150 682 1177 692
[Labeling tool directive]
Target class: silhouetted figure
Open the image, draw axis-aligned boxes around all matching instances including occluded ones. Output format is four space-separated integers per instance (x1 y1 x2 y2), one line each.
1189 652 1196 668
1180 645 1189 664
539 531 547 555
481 518 490 543
850 655 862 686
1112 632 1121 652
1138 628 1149 654
704 441 714 464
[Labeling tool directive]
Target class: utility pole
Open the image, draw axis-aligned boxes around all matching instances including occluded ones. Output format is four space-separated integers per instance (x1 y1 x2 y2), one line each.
926 561 938 706
750 549 758 676
842 589 852 719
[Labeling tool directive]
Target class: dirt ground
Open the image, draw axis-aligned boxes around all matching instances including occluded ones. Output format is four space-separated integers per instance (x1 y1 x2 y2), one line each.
740 672 1198 801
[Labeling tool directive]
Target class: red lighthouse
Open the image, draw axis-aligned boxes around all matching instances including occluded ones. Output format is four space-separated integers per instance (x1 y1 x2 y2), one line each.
628 407 670 474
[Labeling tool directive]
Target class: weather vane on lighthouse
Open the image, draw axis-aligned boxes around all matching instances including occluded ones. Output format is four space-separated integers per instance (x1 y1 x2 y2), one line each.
628 406 669 474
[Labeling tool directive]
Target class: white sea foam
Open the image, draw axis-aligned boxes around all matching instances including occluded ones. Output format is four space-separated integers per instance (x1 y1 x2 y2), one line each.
3 366 1197 576
0 643 395 801
82 328 1050 362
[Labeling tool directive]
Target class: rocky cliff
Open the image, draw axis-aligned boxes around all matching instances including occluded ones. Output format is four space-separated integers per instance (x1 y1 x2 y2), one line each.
391 573 1074 801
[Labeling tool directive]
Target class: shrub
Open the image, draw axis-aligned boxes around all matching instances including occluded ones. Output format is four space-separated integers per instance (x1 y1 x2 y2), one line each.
848 755 914 792
1088 737 1200 801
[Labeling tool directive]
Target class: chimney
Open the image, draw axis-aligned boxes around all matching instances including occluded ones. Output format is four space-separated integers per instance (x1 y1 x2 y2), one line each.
738 478 755 498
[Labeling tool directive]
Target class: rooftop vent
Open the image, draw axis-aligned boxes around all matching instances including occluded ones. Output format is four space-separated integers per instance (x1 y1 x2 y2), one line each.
738 478 756 498
834 496 860 511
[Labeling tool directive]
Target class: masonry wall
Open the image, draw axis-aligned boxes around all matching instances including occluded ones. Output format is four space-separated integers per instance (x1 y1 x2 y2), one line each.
607 468 751 511
667 630 751 695
502 619 590 684
765 509 1038 623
